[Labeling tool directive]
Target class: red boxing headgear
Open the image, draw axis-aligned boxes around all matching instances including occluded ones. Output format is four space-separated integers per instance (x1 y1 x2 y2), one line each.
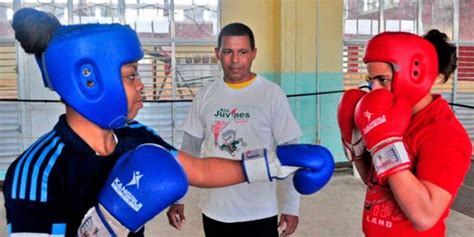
363 32 438 106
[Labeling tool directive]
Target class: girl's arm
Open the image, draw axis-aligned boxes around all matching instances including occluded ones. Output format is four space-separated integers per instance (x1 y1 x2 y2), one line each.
388 171 452 231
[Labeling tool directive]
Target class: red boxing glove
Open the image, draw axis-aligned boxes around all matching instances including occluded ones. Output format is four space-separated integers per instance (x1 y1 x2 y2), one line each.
354 89 412 182
337 89 367 161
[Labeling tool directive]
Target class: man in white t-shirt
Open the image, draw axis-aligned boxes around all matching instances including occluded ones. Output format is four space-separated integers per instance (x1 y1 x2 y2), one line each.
166 22 303 237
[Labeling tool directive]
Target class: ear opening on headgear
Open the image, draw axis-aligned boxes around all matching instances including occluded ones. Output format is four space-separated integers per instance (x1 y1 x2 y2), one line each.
410 55 424 84
76 61 102 101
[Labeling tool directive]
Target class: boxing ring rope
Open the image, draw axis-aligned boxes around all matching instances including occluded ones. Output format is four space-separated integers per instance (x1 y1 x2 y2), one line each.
1 90 473 109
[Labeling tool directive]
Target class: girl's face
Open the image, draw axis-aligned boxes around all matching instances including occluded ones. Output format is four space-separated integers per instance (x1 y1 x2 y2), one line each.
121 62 144 120
366 62 393 91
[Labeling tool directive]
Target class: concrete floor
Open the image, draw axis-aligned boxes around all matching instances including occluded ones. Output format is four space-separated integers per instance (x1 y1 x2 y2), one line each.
452 160 474 218
1 172 473 236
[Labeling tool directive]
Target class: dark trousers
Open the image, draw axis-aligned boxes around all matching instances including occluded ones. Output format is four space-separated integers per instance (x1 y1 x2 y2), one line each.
202 214 279 237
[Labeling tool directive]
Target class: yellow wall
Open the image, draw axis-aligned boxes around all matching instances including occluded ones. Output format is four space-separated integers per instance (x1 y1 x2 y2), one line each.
317 0 343 72
220 0 277 72
220 0 343 73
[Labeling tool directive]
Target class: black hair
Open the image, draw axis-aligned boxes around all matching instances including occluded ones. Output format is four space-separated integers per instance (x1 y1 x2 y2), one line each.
12 8 61 55
217 22 255 50
423 29 457 83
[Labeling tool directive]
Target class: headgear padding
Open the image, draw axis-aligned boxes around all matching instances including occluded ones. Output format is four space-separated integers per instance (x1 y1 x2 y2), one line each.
38 24 144 129
363 32 438 106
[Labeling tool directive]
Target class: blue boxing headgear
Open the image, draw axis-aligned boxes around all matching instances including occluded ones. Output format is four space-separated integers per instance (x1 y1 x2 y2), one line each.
36 24 144 129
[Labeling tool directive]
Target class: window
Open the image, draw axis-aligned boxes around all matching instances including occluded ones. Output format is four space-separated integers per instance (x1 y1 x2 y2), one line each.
0 0 221 180
362 0 379 12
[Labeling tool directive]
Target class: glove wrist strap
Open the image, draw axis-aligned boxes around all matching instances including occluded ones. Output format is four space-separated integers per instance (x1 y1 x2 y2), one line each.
98 204 132 235
343 139 365 161
78 204 130 237
242 149 272 182
370 140 411 181
95 204 117 237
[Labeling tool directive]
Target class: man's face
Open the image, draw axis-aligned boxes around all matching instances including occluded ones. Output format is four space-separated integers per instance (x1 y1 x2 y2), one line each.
215 35 257 83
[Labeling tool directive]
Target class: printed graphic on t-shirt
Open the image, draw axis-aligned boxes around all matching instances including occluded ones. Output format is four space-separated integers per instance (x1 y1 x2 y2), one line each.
211 107 250 156
219 129 248 155
363 165 411 230
213 108 250 121
211 120 230 147
364 182 405 229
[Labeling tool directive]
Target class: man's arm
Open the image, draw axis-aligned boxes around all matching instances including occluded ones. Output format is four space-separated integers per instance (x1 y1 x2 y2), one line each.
181 132 203 157
166 132 203 230
269 86 304 236
278 138 300 236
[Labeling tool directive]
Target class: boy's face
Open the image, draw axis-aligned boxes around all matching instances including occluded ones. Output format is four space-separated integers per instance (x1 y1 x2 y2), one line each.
121 62 144 120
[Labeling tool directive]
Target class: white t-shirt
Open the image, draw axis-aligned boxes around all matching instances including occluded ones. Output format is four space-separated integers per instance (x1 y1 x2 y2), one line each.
180 75 303 222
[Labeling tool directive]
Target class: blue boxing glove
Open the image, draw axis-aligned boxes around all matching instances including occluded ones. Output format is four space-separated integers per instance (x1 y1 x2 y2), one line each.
78 144 188 236
242 144 335 195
